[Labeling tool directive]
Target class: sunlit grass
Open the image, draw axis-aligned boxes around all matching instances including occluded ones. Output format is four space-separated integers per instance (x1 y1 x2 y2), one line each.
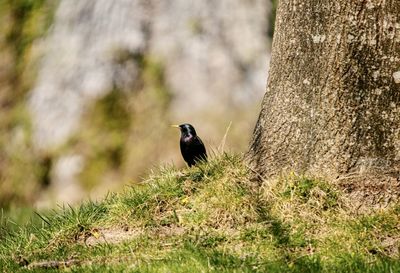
1 153 399 272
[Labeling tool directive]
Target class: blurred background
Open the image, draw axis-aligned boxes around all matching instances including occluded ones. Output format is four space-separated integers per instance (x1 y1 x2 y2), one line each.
0 0 275 217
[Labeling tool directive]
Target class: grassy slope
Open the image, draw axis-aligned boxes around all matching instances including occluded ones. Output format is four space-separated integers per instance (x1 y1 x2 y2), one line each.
1 153 399 272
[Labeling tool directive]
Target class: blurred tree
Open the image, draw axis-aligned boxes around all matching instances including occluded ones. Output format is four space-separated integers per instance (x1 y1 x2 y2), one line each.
0 0 56 207
267 0 278 38
248 1 400 185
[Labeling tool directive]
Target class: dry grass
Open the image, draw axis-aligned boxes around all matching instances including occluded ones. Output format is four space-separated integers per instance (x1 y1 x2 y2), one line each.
1 154 400 272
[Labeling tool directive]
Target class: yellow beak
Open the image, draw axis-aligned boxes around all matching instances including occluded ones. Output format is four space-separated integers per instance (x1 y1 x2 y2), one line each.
170 124 180 128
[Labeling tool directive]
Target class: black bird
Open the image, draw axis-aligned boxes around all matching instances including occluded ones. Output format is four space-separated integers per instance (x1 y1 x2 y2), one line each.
172 123 207 167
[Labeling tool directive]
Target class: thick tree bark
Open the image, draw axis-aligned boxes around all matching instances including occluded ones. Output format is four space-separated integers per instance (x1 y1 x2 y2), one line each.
248 1 400 184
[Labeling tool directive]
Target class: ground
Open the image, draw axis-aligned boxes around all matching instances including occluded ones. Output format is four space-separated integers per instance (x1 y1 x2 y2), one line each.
1 153 399 272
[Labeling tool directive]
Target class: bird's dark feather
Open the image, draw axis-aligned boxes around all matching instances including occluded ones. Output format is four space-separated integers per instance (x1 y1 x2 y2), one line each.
175 123 207 167
180 135 207 167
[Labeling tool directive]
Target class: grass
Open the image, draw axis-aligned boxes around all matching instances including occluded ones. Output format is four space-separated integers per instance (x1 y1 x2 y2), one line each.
1 153 399 272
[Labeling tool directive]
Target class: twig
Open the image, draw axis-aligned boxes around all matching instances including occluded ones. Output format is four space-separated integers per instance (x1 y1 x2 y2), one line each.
27 259 80 269
218 121 232 153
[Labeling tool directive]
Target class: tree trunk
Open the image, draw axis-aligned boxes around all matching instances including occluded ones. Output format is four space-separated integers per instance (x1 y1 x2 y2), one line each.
248 1 400 186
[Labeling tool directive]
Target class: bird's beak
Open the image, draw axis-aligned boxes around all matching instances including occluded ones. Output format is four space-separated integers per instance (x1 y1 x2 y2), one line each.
170 124 180 128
